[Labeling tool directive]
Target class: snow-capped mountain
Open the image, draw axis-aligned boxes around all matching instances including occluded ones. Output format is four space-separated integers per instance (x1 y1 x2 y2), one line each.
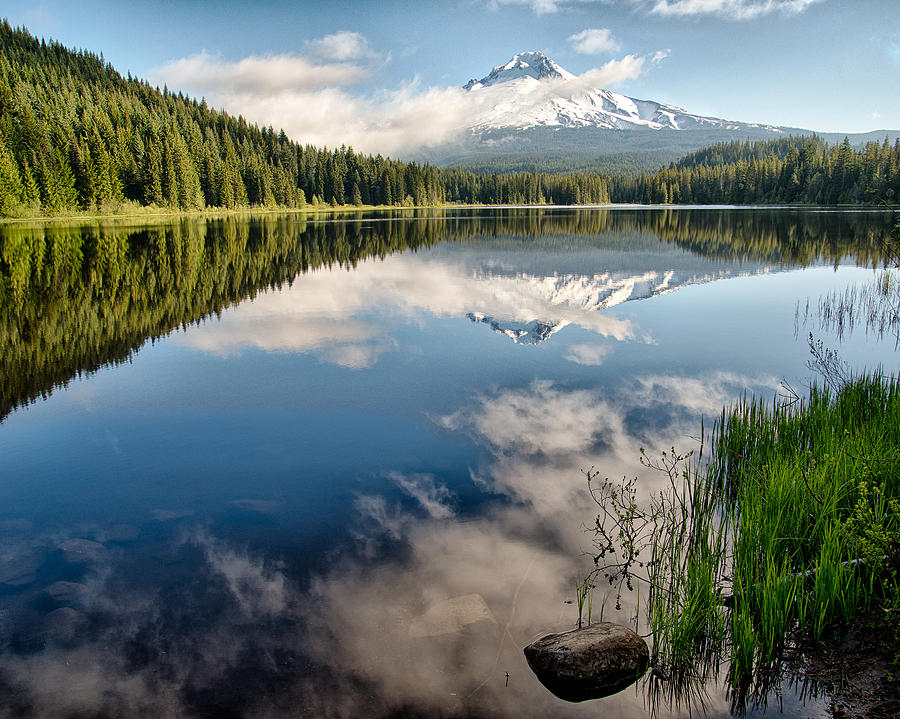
464 51 575 90
462 51 781 134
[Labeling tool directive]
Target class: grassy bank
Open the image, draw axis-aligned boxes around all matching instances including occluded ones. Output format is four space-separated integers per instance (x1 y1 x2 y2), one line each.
670 375 897 707
593 373 900 711
0 200 485 226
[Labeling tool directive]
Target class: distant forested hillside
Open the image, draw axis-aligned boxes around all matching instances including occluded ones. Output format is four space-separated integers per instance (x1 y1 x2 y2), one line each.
0 21 610 217
613 135 900 205
441 150 681 176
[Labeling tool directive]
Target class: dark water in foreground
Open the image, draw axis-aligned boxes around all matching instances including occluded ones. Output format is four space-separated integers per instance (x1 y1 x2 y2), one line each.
0 208 896 718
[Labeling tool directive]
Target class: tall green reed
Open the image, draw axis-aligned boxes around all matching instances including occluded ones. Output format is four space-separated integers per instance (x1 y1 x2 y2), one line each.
593 373 900 713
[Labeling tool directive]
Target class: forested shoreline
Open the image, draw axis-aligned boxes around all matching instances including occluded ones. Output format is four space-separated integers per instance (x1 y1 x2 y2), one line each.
0 21 609 217
1 21 899 219
612 135 900 205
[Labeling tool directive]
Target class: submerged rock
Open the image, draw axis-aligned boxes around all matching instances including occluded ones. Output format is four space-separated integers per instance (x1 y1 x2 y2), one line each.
44 581 90 607
0 610 13 647
523 622 649 702
38 607 89 647
0 547 45 586
408 593 496 638
57 538 106 565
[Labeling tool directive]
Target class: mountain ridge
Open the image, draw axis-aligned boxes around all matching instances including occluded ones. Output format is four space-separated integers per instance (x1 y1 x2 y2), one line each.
413 51 898 168
464 50 576 90
458 51 783 135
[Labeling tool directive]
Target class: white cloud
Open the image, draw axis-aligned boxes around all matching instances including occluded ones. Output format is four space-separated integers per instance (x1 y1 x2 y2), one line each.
576 52 666 88
150 50 369 96
388 472 455 519
151 34 666 156
647 0 821 19
633 370 780 416
305 30 378 61
484 0 608 14
169 80 475 156
176 253 638 367
568 28 620 55
200 534 288 617
441 379 616 459
354 494 408 540
484 0 819 17
565 342 611 365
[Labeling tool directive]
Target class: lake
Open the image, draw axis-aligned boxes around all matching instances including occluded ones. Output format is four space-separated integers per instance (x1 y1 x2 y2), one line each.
0 207 896 718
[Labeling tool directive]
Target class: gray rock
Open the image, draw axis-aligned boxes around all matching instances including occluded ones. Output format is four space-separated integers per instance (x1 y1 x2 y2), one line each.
39 607 89 646
408 593 496 638
0 610 13 647
523 622 649 702
0 547 45 586
44 581 90 606
57 539 106 565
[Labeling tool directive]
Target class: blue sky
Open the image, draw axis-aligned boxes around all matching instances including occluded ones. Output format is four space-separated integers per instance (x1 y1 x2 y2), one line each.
5 0 899 155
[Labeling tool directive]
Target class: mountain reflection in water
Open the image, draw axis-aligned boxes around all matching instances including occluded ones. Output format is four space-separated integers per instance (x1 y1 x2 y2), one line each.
0 208 894 718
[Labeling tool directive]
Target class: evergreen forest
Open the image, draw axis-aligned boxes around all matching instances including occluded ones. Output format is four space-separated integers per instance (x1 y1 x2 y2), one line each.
1 21 899 218
612 135 900 205
0 21 609 217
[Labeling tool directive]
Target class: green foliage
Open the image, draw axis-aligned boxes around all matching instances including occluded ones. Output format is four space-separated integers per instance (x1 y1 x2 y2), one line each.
574 574 594 629
443 149 680 176
611 135 900 206
844 479 900 569
7 21 898 219
0 135 25 215
591 374 900 712
0 21 614 218
713 376 900 701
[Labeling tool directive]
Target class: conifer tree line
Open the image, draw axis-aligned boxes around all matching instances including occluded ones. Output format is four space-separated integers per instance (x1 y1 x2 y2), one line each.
0 22 610 217
1 21 899 218
611 135 900 205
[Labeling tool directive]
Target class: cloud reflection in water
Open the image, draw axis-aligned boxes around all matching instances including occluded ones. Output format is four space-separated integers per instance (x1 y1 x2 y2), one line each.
175 252 660 367
0 370 780 717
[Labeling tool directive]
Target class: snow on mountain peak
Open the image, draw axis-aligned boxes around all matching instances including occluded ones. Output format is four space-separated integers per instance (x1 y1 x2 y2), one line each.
461 51 782 134
464 51 575 91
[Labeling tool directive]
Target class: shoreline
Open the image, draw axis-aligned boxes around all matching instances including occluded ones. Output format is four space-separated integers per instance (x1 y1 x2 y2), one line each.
2 202 897 227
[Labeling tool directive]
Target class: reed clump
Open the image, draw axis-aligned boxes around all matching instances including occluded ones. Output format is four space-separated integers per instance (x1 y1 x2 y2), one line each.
591 373 900 712
708 374 900 701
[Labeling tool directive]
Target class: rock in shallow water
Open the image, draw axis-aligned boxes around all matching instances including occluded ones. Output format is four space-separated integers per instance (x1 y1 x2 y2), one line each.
408 593 496 638
44 581 90 606
523 622 649 702
57 538 106 565
0 547 45 586
42 607 89 645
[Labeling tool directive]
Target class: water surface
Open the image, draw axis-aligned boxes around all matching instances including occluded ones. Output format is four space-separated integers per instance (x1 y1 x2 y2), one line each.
0 208 895 717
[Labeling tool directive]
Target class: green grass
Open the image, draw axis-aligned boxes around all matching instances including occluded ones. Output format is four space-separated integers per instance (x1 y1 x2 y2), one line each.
639 374 900 710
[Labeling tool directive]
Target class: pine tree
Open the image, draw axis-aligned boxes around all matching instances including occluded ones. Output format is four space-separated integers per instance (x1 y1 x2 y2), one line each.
0 135 24 214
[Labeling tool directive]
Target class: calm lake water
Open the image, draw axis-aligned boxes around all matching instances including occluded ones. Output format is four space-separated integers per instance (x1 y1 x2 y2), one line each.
0 208 897 718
